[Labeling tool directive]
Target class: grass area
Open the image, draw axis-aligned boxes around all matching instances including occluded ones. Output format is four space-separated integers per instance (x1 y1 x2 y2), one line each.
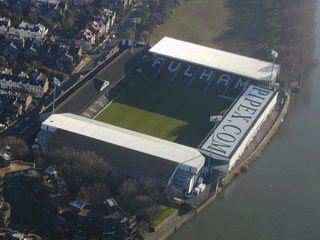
98 103 188 142
149 205 178 228
150 0 230 48
213 0 283 58
95 75 230 147
150 0 282 58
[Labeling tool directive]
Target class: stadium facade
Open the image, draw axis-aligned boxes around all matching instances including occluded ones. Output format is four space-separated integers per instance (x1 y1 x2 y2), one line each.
38 37 281 195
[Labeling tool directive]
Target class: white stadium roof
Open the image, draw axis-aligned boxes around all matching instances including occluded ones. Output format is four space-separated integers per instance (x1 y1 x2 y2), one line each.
42 113 204 169
150 37 280 82
199 85 276 159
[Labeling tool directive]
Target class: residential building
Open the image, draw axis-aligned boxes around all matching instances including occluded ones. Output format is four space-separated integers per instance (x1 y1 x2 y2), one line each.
76 28 96 51
3 21 48 42
12 21 47 41
76 10 116 51
0 17 11 36
56 198 137 240
0 0 9 8
0 228 41 240
0 73 49 97
2 40 22 60
0 91 33 119
73 0 87 7
0 161 69 224
107 0 133 12
12 94 33 113
103 9 117 30
31 0 60 8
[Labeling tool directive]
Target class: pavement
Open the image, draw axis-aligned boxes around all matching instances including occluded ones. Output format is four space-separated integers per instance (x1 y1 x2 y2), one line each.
72 55 91 74
144 210 194 240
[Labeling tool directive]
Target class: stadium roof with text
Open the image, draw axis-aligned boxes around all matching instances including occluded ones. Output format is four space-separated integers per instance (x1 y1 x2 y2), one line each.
42 113 204 169
199 85 277 160
149 37 280 82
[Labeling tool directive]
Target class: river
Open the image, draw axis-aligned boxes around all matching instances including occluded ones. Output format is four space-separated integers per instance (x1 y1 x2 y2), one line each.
171 2 320 240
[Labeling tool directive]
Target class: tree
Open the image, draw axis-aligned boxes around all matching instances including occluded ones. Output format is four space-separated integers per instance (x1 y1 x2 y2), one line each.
64 14 76 30
78 181 111 205
141 31 151 43
0 137 30 160
45 148 113 196
118 179 139 212
139 179 160 201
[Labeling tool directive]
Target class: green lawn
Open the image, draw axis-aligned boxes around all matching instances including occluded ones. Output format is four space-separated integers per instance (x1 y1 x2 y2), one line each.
95 76 230 147
150 0 230 48
149 205 177 228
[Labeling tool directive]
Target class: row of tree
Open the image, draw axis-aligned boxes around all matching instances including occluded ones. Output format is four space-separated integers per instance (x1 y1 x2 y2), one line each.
37 147 166 224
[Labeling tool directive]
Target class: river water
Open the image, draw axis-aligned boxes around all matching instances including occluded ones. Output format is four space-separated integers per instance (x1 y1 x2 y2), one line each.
171 2 320 240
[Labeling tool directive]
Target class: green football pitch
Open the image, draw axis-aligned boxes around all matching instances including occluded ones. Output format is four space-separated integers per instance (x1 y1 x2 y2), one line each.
95 76 231 147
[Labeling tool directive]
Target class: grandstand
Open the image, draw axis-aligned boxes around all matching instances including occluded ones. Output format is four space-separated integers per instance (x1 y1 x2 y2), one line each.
150 37 280 84
199 85 278 173
142 37 280 101
38 113 205 194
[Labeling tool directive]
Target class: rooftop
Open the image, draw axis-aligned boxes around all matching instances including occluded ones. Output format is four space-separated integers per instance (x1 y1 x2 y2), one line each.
42 113 204 169
0 73 47 87
78 207 121 220
0 229 41 240
0 161 34 177
18 21 46 33
150 37 280 82
199 85 277 159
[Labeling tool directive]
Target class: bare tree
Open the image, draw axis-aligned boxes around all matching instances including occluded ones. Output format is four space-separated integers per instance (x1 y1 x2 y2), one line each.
0 137 30 160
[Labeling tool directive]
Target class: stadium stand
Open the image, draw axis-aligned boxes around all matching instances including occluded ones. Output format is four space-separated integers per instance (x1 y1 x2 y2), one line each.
151 57 176 82
171 62 199 87
199 85 278 173
222 76 252 99
38 113 205 195
188 66 216 90
140 52 253 100
149 37 280 85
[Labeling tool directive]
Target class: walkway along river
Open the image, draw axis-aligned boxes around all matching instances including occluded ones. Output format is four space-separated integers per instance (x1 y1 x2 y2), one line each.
170 2 320 240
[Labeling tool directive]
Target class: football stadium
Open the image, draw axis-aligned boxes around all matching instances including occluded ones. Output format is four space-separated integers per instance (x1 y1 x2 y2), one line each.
38 37 280 196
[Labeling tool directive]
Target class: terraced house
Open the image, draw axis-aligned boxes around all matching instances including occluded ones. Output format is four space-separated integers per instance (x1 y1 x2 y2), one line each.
0 18 48 42
0 73 49 97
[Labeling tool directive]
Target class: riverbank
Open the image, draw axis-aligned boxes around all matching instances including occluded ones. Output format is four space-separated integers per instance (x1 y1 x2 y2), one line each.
141 0 314 239
166 0 318 238
143 92 292 240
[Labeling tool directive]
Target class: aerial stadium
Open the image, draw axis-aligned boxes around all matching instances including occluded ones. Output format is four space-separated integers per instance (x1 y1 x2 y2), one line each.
37 37 281 196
